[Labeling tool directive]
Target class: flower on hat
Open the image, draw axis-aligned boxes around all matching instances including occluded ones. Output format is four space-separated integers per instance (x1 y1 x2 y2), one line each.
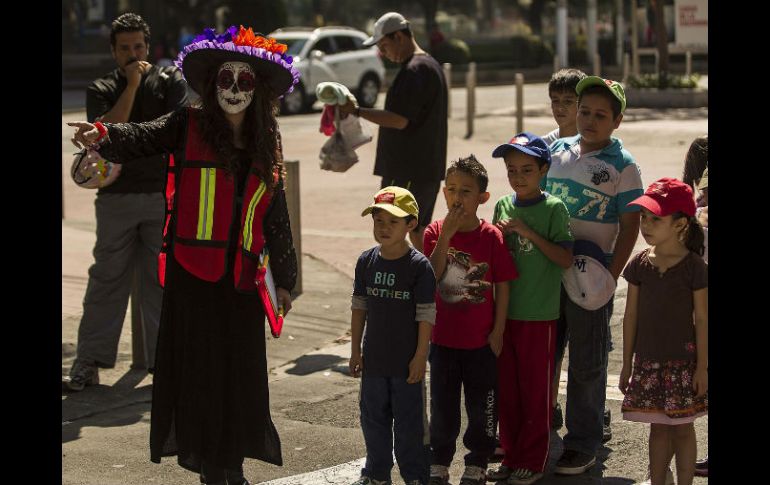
233 26 288 56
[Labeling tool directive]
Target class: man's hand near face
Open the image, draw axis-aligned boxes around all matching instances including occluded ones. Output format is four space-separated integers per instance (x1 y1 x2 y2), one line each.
124 59 152 88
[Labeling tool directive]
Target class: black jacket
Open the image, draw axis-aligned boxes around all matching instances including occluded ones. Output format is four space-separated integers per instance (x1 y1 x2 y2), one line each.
86 64 189 193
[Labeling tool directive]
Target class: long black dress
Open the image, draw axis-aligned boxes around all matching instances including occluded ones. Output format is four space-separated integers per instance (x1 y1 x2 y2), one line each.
99 109 297 473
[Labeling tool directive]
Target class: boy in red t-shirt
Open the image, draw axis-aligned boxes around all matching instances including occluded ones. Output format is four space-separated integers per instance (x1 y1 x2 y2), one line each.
423 156 519 485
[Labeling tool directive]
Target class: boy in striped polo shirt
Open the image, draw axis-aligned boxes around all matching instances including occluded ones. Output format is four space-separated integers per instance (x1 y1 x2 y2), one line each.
546 76 644 475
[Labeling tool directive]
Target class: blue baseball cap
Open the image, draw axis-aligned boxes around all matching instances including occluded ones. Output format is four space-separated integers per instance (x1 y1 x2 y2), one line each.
491 132 552 165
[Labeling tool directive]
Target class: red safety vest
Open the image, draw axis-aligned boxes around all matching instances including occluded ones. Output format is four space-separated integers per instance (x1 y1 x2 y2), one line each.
158 108 274 292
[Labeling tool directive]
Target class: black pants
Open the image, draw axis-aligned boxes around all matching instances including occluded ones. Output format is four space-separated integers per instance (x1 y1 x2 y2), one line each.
429 343 497 469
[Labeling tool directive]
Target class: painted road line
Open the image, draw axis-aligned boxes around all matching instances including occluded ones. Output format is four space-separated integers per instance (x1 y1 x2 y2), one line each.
260 458 365 485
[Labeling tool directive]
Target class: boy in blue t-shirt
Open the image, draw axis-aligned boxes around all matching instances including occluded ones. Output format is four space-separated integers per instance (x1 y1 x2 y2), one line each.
349 186 437 485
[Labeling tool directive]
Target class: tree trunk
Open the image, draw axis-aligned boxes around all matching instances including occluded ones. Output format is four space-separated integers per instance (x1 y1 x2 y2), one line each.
421 0 439 33
653 0 669 86
528 0 548 36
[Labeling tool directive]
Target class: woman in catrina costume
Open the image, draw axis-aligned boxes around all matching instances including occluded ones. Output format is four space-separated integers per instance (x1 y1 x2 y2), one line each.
69 25 301 485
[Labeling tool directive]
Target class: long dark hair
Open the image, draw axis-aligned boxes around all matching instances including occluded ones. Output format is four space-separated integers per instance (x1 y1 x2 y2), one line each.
197 66 283 189
673 211 705 256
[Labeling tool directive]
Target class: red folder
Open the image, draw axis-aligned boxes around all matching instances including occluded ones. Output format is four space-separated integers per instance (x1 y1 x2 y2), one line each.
256 250 284 337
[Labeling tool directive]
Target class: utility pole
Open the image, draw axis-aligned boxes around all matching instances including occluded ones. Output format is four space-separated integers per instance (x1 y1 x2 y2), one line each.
587 0 598 66
557 0 568 69
615 0 624 67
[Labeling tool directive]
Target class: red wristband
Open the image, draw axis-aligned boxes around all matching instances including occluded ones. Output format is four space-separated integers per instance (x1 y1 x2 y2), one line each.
93 121 108 142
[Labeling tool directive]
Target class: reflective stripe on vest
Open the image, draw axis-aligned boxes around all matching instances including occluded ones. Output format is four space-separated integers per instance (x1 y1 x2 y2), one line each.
197 167 217 240
243 179 267 251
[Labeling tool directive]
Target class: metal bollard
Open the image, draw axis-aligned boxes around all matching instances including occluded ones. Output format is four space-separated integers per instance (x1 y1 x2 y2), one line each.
685 51 692 77
553 55 560 73
443 63 452 118
284 160 303 296
593 53 601 76
465 62 476 139
515 73 524 134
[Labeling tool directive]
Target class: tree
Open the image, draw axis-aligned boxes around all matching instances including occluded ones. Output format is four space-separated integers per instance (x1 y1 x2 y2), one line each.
420 0 440 32
652 0 669 85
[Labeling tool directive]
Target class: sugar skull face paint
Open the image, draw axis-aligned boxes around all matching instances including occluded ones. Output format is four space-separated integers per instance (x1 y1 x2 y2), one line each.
216 61 256 114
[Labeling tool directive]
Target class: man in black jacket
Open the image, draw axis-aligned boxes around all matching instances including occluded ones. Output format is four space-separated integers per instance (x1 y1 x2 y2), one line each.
65 12 189 391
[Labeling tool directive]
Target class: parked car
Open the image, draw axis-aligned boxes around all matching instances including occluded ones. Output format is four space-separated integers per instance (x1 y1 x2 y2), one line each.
269 26 385 115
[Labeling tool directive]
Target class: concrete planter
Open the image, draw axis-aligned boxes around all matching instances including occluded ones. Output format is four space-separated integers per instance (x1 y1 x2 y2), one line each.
625 87 708 108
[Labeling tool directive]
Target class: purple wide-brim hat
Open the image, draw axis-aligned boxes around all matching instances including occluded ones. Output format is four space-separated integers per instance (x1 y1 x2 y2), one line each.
174 28 300 99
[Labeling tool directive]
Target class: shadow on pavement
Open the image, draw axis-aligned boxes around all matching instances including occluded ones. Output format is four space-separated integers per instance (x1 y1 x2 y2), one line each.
62 368 152 444
284 354 347 376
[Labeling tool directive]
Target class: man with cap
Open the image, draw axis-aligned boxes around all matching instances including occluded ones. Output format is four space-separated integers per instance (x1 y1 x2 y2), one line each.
64 12 189 392
340 11 448 253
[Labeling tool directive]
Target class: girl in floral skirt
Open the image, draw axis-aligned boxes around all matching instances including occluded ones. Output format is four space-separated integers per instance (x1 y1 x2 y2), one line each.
618 178 708 485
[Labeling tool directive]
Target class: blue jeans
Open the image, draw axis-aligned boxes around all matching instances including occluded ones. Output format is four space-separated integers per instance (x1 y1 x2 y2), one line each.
360 376 430 484
559 286 613 456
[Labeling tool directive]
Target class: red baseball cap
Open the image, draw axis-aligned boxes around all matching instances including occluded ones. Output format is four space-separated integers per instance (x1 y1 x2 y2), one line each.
627 177 696 217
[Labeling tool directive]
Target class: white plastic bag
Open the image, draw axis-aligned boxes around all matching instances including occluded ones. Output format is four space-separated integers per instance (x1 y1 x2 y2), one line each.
319 108 361 172
338 113 372 150
319 131 358 172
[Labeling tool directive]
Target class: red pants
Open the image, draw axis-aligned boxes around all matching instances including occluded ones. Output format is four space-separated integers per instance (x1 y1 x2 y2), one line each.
497 319 556 472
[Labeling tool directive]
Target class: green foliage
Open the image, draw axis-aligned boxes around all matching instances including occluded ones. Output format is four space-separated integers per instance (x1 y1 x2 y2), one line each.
628 73 701 89
432 38 472 65
464 36 553 67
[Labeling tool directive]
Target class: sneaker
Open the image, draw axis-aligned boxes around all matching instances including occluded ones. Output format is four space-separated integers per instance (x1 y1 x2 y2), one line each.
506 468 544 485
429 464 449 485
459 465 486 485
602 408 612 442
63 360 99 391
554 449 596 475
636 466 675 485
350 477 390 485
694 456 708 477
551 403 563 430
486 464 512 481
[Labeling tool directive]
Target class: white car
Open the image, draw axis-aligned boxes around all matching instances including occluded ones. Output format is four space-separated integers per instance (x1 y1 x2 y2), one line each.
270 26 386 115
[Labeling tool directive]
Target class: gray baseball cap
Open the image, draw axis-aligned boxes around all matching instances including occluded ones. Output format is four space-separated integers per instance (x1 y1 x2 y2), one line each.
362 12 410 47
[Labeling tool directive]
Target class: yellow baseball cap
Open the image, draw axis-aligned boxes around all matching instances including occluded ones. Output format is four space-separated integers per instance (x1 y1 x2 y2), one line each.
361 186 419 218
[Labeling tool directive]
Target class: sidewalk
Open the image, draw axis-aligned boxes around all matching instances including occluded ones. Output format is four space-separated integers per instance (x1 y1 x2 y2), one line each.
62 219 356 485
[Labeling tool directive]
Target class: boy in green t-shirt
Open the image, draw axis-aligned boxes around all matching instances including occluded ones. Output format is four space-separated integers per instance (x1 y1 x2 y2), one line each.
487 132 574 485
